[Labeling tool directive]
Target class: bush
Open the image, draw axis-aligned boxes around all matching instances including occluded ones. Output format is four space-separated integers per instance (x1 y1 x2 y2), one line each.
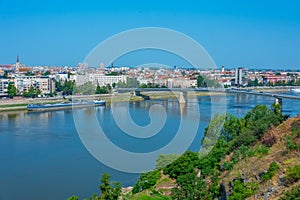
285 135 299 151
280 185 300 200
253 144 270 156
132 170 161 194
261 162 280 181
285 165 300 184
229 177 258 200
221 161 234 171
163 151 200 179
291 124 300 138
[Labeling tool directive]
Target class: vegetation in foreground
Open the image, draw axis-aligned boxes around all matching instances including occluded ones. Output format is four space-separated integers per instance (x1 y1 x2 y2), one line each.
69 103 300 199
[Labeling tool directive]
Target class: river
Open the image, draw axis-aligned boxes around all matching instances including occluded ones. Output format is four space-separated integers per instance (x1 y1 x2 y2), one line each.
0 93 300 199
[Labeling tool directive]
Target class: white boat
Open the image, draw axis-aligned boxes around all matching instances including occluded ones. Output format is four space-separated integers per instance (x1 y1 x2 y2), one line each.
291 88 300 93
93 100 106 106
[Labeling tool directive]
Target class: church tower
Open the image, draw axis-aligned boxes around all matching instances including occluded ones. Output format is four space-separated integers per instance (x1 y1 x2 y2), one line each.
15 55 20 71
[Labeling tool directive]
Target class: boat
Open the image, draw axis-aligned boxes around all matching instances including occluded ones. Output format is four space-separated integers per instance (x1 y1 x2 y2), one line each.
27 100 104 111
291 88 300 93
93 99 106 106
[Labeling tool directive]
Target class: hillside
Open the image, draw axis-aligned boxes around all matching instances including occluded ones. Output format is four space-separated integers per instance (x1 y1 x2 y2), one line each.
222 115 300 199
125 105 300 200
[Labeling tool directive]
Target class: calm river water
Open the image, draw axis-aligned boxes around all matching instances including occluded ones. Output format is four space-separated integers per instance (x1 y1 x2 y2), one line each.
0 93 300 199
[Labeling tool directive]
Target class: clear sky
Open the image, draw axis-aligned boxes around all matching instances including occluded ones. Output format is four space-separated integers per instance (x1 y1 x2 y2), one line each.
1 0 300 69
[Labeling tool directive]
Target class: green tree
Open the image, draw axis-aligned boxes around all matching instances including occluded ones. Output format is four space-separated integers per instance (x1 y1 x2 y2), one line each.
23 86 37 98
164 151 201 179
171 172 208 200
3 71 9 78
140 83 147 88
7 83 17 98
106 72 118 76
62 80 75 95
43 71 51 76
25 71 35 76
55 80 63 92
117 78 140 88
99 173 121 200
95 84 101 94
197 75 205 87
36 89 41 96
67 196 79 200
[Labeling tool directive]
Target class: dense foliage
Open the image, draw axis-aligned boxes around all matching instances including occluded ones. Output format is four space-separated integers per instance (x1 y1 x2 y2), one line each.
117 77 140 88
99 173 121 200
95 84 111 94
285 165 300 184
228 176 258 200
280 185 300 200
197 75 221 88
164 151 201 179
132 170 161 194
55 80 75 95
23 86 41 98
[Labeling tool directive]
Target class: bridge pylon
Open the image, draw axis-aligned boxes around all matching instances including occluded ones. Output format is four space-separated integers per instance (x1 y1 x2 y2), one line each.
178 90 188 104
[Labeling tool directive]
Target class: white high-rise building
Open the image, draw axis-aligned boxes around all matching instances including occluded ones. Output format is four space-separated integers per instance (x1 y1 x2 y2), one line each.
235 68 248 86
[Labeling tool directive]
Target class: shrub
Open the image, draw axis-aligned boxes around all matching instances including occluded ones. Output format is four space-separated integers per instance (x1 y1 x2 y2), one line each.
253 144 270 156
285 135 299 151
291 125 300 138
221 161 234 171
229 178 258 200
261 162 280 181
132 170 161 194
285 164 300 184
280 184 300 200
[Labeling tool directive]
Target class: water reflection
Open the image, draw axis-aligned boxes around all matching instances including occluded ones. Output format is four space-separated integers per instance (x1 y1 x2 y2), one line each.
1 94 300 199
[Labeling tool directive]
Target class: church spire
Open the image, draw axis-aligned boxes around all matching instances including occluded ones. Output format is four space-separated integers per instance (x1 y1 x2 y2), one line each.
15 55 20 71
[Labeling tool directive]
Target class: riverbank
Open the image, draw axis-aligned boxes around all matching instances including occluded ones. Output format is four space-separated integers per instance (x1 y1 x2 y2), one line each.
0 91 228 112
0 88 294 112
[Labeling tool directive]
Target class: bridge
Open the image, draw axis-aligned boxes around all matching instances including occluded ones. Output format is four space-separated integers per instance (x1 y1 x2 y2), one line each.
226 89 300 100
116 87 222 103
116 87 300 111
226 89 300 112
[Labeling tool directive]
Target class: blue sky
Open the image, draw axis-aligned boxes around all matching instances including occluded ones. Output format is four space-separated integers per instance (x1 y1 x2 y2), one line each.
0 0 300 69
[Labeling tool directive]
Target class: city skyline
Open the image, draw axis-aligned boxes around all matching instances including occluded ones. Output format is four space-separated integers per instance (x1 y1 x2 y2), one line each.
1 0 300 69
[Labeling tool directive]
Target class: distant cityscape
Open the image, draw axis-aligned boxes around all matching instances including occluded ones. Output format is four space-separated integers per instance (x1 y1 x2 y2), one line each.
0 56 300 98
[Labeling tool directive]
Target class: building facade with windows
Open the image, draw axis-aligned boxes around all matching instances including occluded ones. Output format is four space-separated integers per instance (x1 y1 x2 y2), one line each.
13 76 55 94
